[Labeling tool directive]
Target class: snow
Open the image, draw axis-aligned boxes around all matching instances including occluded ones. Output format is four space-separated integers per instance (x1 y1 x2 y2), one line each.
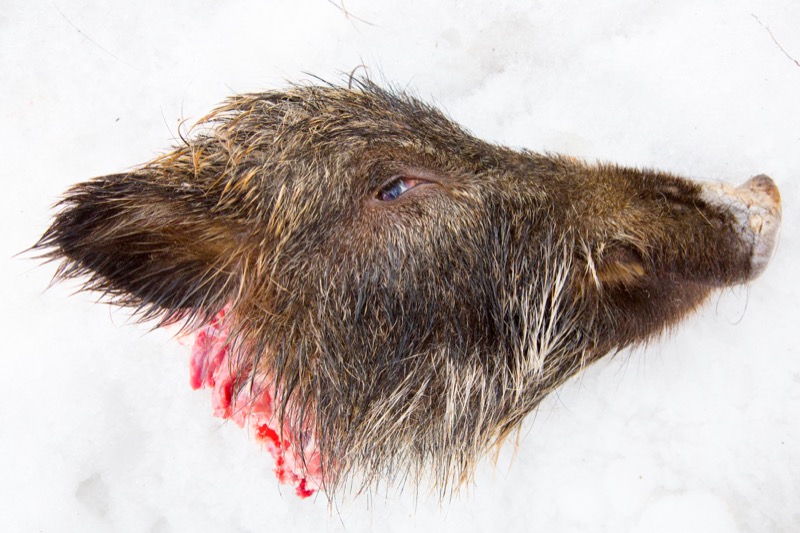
2 0 798 531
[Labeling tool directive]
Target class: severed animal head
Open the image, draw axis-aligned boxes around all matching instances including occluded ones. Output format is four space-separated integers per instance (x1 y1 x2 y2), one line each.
36 81 781 498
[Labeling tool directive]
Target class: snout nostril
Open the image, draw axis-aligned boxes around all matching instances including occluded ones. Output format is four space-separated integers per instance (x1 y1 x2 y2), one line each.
738 174 781 208
700 174 782 282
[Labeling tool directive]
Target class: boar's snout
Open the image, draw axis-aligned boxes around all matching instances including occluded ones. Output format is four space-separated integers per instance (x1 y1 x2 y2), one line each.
701 174 782 281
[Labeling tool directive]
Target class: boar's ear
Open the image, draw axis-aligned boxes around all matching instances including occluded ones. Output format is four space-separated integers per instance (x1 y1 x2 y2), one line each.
36 172 249 324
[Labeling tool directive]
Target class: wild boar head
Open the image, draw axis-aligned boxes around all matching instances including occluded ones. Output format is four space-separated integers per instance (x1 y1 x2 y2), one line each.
36 82 781 496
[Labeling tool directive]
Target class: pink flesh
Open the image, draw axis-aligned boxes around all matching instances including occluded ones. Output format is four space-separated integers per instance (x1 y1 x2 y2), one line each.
188 309 322 498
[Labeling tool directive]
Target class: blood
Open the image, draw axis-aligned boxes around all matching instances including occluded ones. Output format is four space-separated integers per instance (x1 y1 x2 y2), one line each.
296 478 315 498
188 309 321 498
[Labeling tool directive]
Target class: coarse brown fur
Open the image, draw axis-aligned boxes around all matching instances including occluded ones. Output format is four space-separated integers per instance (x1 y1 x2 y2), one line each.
35 80 773 498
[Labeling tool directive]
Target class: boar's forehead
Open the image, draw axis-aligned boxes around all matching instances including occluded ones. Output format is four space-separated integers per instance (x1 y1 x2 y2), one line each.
215 86 508 195
258 86 475 150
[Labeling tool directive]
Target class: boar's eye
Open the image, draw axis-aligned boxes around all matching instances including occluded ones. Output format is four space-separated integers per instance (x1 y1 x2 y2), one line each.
375 176 426 201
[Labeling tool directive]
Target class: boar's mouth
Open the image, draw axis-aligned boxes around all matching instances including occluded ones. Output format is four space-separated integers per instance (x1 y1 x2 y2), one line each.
576 173 781 350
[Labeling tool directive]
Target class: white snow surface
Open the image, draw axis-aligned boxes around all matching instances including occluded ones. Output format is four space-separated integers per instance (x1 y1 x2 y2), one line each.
2 0 798 531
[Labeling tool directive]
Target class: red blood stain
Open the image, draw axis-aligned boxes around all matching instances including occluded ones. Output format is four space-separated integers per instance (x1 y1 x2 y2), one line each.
187 309 320 499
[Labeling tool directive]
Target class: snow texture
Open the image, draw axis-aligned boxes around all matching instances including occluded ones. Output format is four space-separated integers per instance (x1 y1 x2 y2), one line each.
2 0 798 531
